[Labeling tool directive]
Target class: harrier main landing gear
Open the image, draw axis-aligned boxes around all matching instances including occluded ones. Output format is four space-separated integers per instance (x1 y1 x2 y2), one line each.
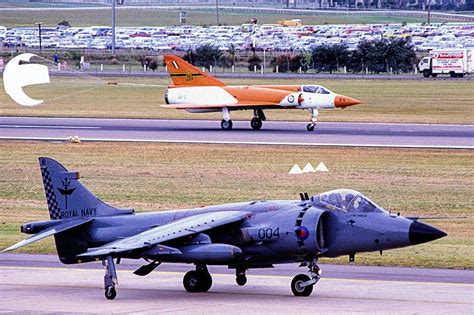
183 264 213 293
291 258 321 297
221 107 233 130
103 256 118 300
306 108 318 132
250 109 266 130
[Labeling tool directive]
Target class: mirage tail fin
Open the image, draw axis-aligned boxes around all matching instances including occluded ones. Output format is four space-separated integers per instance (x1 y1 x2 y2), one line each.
39 157 134 220
164 55 225 87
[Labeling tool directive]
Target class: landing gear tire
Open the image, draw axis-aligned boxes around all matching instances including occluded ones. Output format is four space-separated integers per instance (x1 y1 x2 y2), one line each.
236 274 247 286
183 270 212 293
221 119 233 130
306 124 315 132
105 285 117 300
291 274 313 297
251 117 262 130
200 272 213 292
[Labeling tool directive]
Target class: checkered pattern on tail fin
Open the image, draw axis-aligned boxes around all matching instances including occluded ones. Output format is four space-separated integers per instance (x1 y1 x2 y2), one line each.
40 166 61 220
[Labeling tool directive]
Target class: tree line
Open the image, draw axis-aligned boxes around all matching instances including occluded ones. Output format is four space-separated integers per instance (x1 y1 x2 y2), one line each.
183 38 417 74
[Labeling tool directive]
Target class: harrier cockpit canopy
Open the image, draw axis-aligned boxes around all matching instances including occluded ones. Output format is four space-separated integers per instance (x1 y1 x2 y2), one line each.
312 189 386 213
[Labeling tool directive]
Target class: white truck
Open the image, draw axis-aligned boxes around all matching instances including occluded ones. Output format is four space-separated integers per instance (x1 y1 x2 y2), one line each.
418 48 474 78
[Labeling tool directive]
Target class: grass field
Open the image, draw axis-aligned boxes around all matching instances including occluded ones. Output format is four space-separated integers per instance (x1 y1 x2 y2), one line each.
0 141 472 269
0 7 454 27
1 76 473 124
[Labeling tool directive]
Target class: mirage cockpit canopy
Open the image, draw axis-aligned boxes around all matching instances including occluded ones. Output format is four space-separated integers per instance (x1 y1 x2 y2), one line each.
311 189 386 213
301 85 332 94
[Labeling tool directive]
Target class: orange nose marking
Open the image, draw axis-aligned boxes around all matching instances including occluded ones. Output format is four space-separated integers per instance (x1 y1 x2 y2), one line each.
334 95 362 108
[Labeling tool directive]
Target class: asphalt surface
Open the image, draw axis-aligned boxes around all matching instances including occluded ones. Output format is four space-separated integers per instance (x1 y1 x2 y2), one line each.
44 68 473 80
1 254 473 313
0 116 473 149
56 69 474 81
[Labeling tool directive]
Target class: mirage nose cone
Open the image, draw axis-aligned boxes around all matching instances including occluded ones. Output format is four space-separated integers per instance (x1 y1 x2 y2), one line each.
334 95 362 108
409 221 447 245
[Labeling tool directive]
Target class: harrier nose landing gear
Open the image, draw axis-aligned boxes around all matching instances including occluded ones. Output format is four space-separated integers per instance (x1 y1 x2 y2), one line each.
291 259 321 296
103 256 118 300
183 264 213 293
306 108 319 132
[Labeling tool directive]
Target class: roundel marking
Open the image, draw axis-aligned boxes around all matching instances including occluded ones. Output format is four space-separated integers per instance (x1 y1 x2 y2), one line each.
288 95 295 103
295 226 309 241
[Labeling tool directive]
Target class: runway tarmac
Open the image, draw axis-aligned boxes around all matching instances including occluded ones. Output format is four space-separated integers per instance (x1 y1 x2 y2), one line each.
0 254 472 314
1 116 473 149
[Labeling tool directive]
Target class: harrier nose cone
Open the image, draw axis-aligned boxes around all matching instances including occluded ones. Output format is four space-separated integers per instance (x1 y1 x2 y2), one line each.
334 95 362 108
409 221 447 245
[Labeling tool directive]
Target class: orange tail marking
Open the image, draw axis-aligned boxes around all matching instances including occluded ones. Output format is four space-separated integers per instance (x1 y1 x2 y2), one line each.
164 55 225 87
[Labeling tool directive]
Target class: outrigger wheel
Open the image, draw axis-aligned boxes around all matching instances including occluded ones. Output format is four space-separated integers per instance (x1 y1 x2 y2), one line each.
103 256 118 300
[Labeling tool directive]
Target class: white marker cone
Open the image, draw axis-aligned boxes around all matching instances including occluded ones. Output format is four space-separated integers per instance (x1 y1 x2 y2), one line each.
289 164 303 175
302 163 316 173
315 162 328 172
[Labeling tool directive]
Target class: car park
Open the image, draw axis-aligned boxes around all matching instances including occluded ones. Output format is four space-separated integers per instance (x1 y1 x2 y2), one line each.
1 22 473 55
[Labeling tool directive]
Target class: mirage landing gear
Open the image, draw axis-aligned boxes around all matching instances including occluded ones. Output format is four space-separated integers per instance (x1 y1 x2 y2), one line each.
220 108 268 131
103 256 118 300
250 109 266 130
291 259 321 297
183 264 213 293
221 119 233 130
306 108 319 132
221 107 233 130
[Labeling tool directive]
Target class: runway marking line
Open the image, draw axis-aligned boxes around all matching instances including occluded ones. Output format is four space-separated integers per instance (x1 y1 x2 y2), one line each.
0 125 100 130
0 136 472 150
0 265 472 287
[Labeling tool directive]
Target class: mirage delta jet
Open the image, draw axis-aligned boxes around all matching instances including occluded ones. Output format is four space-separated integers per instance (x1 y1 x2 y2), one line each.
161 55 361 131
